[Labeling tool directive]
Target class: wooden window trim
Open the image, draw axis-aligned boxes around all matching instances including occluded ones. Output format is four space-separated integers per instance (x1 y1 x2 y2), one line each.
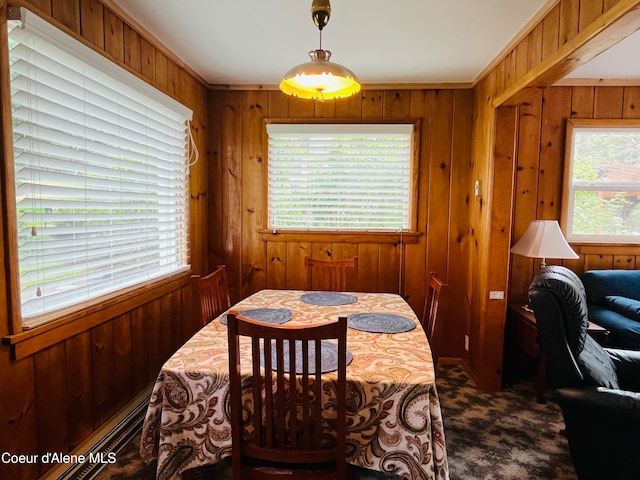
262 118 422 234
2 271 190 360
258 230 420 244
562 118 640 244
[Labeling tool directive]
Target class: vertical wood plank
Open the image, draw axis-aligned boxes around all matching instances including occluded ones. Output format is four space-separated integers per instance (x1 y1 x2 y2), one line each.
52 0 80 33
383 90 411 118
335 92 362 117
622 86 640 118
268 91 289 117
446 89 473 357
221 91 244 303
65 332 93 448
91 321 115 427
613 255 635 269
514 37 529 81
570 86 594 118
594 86 624 118
0 356 38 480
404 90 432 311
112 312 133 410
361 90 384 118
104 8 124 63
584 254 614 270
140 37 155 83
130 306 149 391
357 244 379 292
146 299 163 381
34 343 69 474
241 91 269 297
559 0 580 45
427 90 454 281
79 0 104 50
510 91 543 303
579 0 604 30
527 23 544 70
266 242 288 289
541 4 560 60
286 242 311 290
123 24 141 72
538 87 572 220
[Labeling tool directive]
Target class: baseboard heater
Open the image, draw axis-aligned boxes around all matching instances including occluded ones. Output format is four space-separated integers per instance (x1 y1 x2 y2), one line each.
42 389 151 480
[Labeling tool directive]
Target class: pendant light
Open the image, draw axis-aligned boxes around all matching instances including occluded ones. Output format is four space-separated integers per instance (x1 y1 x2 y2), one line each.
279 0 361 101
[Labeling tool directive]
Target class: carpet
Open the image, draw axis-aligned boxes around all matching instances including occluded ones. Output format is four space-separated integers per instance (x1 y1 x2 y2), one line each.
95 363 576 480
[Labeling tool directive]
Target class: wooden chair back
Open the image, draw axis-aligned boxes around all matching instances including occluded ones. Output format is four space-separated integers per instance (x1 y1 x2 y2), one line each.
304 256 358 292
192 265 230 327
422 272 447 365
227 313 348 479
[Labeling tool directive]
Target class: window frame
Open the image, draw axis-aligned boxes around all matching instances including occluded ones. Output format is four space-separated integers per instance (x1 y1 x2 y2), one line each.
261 118 421 243
3 8 193 334
562 118 640 244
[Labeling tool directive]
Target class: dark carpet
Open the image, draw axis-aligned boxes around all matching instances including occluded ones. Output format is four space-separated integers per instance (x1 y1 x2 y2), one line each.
96 363 576 480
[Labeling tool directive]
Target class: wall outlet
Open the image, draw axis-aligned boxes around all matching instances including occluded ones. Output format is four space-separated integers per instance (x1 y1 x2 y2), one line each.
489 290 504 300
464 335 470 351
474 180 481 196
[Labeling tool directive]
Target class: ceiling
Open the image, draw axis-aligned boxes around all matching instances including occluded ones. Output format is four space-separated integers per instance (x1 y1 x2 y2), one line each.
110 0 638 88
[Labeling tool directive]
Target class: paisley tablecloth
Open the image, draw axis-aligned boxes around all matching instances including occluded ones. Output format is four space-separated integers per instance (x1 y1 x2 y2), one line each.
140 290 449 480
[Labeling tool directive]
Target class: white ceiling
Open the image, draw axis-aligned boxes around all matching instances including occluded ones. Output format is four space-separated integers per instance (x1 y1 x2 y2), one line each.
564 29 640 81
111 0 551 86
110 0 638 88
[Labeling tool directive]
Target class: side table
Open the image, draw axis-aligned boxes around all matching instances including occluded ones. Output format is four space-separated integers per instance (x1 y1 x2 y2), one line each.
505 303 608 403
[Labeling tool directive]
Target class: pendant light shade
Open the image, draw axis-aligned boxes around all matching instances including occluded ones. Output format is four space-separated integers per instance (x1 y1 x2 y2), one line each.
280 0 360 101
280 49 360 100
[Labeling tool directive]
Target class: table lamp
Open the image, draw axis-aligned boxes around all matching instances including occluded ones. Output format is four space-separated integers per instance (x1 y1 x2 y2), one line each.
510 220 579 268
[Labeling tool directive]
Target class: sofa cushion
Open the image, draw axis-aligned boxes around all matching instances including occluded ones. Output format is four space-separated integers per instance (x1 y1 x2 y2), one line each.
589 306 640 350
604 296 640 322
582 270 640 304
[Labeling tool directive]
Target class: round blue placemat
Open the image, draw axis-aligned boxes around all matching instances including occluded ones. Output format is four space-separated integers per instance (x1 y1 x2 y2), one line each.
220 308 292 325
300 292 357 306
347 313 416 333
263 340 353 374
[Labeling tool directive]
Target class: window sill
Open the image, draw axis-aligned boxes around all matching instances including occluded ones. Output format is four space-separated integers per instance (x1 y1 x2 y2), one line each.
258 230 420 244
3 271 191 360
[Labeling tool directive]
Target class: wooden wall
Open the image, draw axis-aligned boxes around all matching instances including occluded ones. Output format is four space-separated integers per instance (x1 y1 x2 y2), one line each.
0 1 208 479
207 88 474 361
509 85 640 304
469 0 640 391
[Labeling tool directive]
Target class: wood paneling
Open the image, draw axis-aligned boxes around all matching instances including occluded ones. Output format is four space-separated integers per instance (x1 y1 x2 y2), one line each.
470 0 640 391
508 86 640 305
0 2 207 478
208 88 474 358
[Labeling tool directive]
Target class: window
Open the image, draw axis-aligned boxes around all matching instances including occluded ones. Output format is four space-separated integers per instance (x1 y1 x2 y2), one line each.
8 9 193 325
563 119 640 243
266 123 415 232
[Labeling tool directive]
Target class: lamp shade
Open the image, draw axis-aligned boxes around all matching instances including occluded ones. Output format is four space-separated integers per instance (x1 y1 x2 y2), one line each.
511 220 579 264
279 49 361 100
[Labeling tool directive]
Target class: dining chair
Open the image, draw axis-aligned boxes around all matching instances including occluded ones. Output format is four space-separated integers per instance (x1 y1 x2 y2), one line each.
192 265 231 326
422 272 447 365
304 256 358 292
227 312 348 480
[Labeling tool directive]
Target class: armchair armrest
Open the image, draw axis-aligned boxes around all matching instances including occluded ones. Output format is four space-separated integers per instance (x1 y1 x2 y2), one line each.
606 348 640 391
556 386 640 420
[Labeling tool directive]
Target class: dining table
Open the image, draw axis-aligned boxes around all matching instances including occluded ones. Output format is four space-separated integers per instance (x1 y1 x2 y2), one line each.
139 289 449 480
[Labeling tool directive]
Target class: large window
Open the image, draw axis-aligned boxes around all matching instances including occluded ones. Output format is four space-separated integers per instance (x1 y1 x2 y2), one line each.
266 123 415 232
563 119 640 243
8 9 193 325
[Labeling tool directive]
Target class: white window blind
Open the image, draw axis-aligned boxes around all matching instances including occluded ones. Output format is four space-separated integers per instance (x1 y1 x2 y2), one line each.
9 9 193 324
266 123 413 231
